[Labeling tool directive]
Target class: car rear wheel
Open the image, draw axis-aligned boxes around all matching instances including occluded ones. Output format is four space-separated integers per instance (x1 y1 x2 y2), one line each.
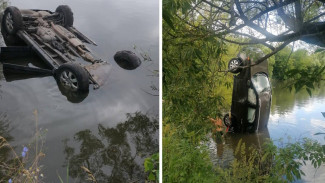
55 63 89 92
228 58 243 73
55 5 74 27
1 6 24 46
223 113 232 127
114 50 141 70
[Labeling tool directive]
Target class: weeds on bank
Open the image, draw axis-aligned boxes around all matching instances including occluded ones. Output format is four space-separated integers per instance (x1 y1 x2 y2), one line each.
216 137 325 183
163 122 325 183
0 110 46 183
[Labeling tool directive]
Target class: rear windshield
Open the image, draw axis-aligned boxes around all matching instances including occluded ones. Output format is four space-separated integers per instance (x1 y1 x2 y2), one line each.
251 73 270 93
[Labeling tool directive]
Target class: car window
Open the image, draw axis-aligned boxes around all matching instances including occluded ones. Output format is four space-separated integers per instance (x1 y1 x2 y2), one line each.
247 107 255 123
248 88 256 105
251 73 270 93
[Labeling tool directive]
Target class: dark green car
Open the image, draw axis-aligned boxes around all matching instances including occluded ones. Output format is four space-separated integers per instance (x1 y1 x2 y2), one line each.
224 47 272 133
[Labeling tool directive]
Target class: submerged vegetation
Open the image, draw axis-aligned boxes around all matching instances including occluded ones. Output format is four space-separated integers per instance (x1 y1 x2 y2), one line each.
163 0 325 182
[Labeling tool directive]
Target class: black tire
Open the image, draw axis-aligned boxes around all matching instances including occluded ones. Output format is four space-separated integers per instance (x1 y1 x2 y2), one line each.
223 114 232 127
55 5 74 27
57 82 89 103
114 50 141 70
228 58 243 73
1 6 24 46
55 63 89 92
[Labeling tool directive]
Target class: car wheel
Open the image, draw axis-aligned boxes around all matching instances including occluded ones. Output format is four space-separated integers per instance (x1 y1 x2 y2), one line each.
55 5 74 27
1 6 24 46
223 113 232 127
2 6 23 35
55 63 89 92
114 50 141 70
228 58 243 73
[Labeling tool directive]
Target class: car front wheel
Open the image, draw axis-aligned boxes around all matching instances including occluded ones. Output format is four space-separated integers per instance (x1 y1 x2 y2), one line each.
55 63 89 92
223 113 232 127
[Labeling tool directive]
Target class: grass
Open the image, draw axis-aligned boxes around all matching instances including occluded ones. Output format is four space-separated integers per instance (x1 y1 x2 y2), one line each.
0 110 46 183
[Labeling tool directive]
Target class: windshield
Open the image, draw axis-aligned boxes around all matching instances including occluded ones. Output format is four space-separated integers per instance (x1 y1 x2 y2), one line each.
251 73 270 93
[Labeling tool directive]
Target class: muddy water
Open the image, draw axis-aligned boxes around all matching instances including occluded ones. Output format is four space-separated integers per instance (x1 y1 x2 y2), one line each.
209 82 325 182
0 0 158 182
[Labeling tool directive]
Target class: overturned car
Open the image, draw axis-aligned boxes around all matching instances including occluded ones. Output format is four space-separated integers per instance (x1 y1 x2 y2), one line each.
224 47 272 133
1 5 140 92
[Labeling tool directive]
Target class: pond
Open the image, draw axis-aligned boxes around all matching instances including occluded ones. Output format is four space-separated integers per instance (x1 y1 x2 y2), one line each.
0 0 159 182
208 81 325 182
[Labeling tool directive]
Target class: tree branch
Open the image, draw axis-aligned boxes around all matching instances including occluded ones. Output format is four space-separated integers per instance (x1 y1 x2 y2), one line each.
234 0 275 37
201 0 232 14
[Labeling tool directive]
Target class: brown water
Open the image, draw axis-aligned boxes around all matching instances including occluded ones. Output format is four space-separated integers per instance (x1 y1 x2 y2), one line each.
0 0 159 182
208 82 325 182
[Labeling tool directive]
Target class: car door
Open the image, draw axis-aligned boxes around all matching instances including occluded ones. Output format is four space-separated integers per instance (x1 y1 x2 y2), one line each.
250 73 271 131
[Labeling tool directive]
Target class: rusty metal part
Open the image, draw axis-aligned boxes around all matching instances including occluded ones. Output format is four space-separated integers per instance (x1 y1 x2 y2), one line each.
84 62 111 87
50 22 95 62
32 33 71 63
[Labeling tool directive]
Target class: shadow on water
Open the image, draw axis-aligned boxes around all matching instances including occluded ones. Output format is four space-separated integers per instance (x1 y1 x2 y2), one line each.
62 112 158 182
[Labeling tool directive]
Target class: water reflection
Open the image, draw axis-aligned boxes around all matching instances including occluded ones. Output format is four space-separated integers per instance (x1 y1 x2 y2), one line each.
269 82 325 144
56 82 89 103
62 112 158 182
209 129 270 167
271 82 325 115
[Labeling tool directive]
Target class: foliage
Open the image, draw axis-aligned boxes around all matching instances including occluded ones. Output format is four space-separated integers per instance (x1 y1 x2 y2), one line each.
272 47 325 95
164 123 325 183
0 110 46 183
215 138 325 183
144 153 159 182
163 124 216 183
163 0 235 135
163 0 325 93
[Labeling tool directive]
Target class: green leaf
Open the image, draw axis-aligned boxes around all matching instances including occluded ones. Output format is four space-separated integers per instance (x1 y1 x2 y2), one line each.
163 9 175 30
144 159 154 172
306 88 312 97
156 170 159 181
322 145 325 153
152 153 159 161
194 49 203 62
148 172 156 181
182 2 191 14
